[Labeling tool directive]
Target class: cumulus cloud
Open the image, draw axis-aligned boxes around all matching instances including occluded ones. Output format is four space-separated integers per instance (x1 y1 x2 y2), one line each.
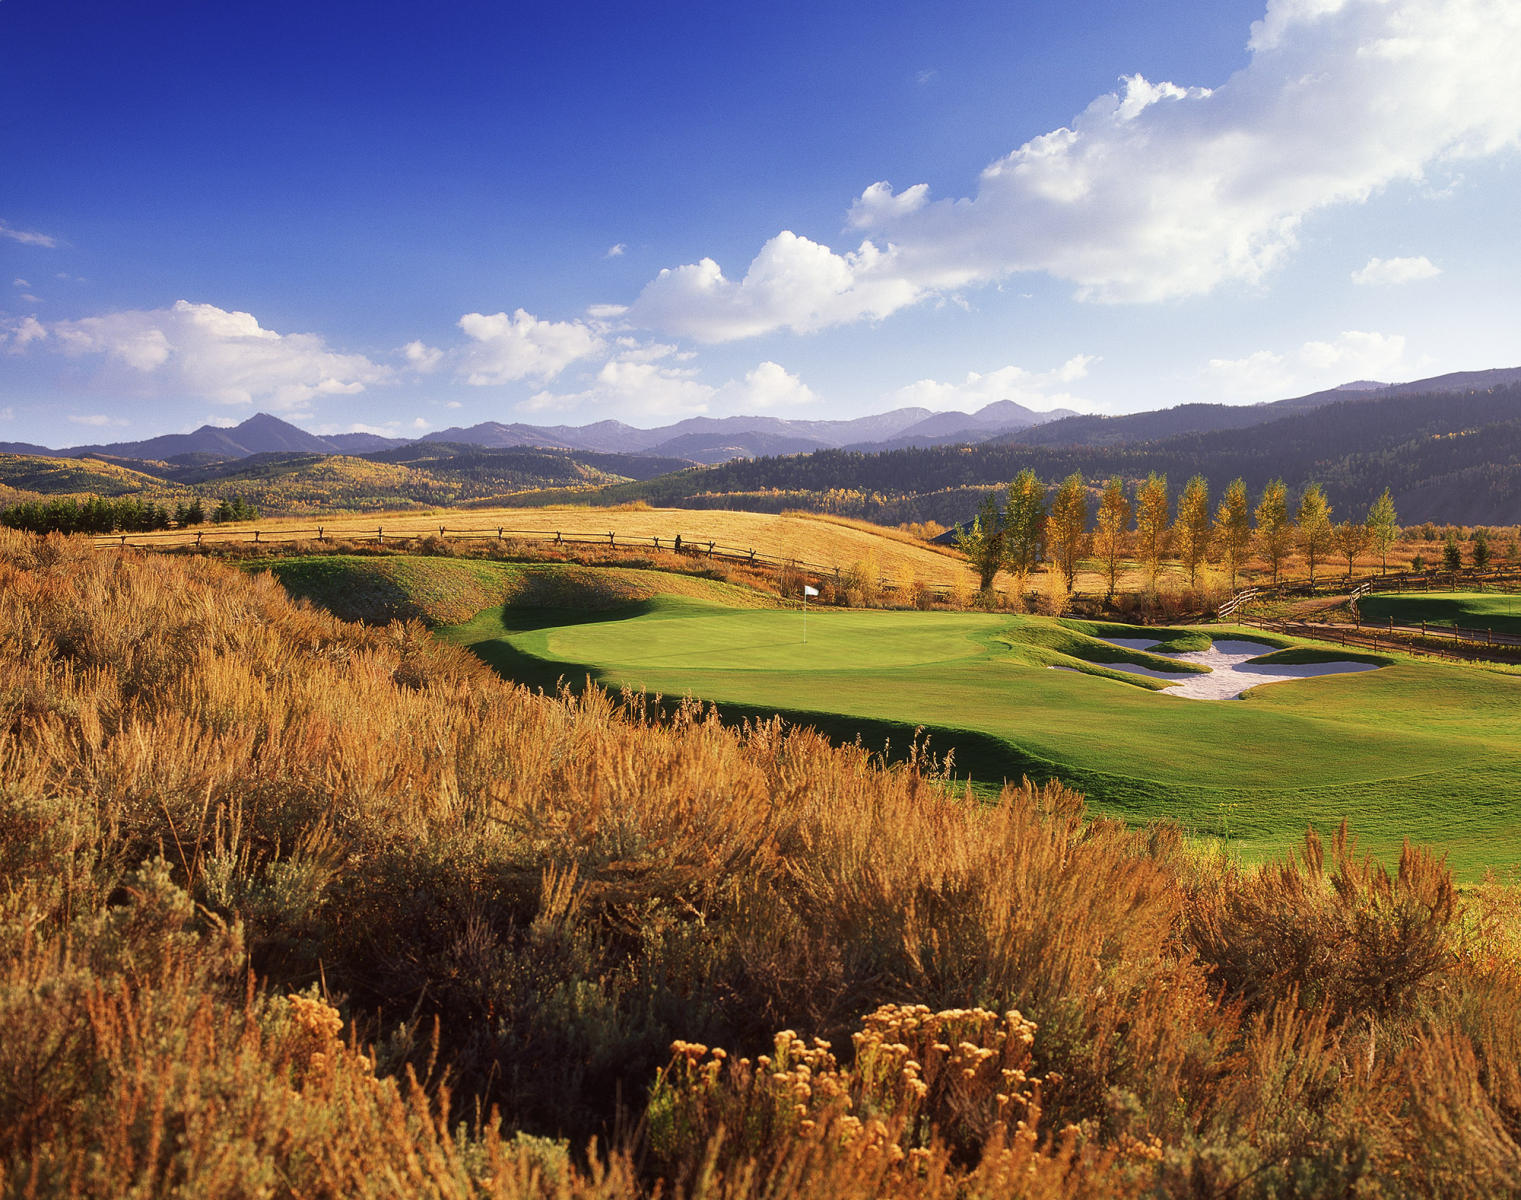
886 356 1096 413
630 230 922 342
715 361 817 410
627 0 1521 339
1204 330 1411 402
605 243 627 258
18 300 389 410
455 308 603 385
1351 255 1442 285
0 220 58 248
402 339 444 371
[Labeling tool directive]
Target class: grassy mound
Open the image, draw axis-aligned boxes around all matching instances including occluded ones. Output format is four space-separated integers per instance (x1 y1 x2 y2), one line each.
263 553 776 626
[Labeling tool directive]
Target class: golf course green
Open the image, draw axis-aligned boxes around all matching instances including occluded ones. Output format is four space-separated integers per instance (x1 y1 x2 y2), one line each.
443 591 1521 880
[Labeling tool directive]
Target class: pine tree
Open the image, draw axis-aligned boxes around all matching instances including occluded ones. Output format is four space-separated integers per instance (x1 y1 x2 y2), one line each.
954 493 1004 592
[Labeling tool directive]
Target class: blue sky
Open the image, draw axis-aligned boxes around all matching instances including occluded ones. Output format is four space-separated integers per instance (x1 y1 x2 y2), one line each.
2 0 1518 446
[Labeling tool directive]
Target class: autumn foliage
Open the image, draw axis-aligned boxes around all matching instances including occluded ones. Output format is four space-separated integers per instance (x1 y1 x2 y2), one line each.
1 531 1519 1197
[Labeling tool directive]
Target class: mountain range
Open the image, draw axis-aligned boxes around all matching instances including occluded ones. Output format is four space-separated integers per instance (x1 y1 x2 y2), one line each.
3 398 1076 466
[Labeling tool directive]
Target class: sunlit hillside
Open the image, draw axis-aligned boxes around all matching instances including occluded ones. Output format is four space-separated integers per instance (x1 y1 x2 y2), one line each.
2 530 1519 1196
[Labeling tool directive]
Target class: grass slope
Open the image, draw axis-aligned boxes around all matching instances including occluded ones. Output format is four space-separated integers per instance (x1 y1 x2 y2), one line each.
445 598 1521 880
266 553 775 626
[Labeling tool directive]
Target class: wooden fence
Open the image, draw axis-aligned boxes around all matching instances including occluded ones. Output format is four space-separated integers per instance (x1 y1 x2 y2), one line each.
91 522 970 601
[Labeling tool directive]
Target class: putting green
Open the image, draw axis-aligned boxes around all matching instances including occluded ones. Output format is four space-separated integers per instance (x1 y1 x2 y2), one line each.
443 597 1521 879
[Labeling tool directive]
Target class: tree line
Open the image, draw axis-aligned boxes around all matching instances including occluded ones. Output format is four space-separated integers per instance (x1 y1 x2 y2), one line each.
0 495 258 536
955 471 1406 596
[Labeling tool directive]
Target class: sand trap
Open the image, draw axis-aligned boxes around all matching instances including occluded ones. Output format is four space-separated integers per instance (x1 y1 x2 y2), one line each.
1057 636 1380 700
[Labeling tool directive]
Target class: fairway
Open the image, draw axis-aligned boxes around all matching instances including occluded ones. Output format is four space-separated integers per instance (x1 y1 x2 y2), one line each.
1359 590 1521 638
443 597 1521 880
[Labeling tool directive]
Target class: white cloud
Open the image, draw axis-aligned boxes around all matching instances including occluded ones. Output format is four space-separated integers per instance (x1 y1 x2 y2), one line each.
715 361 817 410
4 316 48 352
22 300 389 410
0 220 57 248
1351 255 1442 285
886 356 1096 413
605 243 627 258
1204 330 1411 401
68 413 130 428
402 339 444 371
527 357 818 421
455 308 603 385
0 407 13 422
628 0 1521 339
12 279 28 289
629 231 921 342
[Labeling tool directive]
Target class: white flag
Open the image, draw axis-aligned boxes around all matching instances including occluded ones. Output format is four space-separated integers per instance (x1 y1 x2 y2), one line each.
803 585 819 597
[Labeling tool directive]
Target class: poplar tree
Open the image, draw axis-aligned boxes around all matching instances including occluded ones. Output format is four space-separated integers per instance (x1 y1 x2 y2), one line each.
1212 478 1252 592
1296 482 1335 587
1254 479 1292 587
1002 469 1046 592
1366 489 1399 574
954 492 1004 592
1173 474 1211 587
1093 475 1131 599
1134 473 1170 591
1333 520 1368 580
1048 472 1089 589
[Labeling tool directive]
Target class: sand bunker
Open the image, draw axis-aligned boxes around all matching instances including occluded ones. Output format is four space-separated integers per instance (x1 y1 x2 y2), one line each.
1064 636 1379 700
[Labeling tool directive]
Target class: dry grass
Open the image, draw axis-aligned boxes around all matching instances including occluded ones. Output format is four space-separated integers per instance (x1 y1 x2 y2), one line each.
2 530 1519 1197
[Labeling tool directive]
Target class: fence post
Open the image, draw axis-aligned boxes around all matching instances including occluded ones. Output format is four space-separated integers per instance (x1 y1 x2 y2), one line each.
120 533 127 546
318 526 324 542
196 531 203 547
439 525 445 537
377 527 383 544
254 530 260 543
707 541 715 557
498 527 503 542
653 536 660 550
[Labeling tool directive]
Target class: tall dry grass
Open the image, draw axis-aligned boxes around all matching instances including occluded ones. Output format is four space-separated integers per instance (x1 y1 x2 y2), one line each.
2 529 1519 1197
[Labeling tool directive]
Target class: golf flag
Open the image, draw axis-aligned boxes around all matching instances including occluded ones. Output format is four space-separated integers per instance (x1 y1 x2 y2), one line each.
803 585 819 597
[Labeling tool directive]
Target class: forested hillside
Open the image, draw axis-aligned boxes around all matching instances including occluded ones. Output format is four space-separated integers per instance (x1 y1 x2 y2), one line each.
541 383 1521 524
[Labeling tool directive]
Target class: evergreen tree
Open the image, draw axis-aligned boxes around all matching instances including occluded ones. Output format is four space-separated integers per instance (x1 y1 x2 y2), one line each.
954 493 1004 592
1472 527 1490 570
1443 533 1463 573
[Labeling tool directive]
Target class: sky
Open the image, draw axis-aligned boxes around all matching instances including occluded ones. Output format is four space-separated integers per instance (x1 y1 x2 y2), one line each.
2 0 1519 447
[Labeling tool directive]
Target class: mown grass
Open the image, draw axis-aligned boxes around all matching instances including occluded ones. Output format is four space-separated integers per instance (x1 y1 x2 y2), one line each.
5 531 1521 1197
447 598 1521 880
1360 590 1521 637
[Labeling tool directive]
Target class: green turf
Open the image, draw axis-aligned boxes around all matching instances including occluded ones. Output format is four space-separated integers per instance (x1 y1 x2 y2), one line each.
441 597 1521 881
1359 590 1521 638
